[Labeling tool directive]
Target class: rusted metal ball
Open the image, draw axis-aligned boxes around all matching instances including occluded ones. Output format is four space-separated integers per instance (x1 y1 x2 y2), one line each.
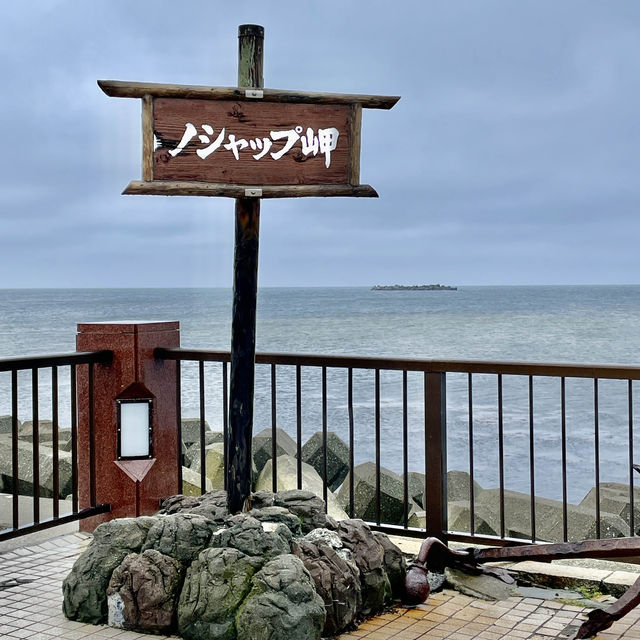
404 565 430 606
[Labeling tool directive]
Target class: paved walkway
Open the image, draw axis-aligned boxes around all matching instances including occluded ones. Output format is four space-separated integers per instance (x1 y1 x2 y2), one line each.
1 533 640 640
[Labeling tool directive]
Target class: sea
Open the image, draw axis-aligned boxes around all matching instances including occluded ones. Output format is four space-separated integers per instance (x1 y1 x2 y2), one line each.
1 285 640 505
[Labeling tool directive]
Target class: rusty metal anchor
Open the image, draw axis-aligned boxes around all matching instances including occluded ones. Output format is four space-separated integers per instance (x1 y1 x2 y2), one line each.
404 535 640 638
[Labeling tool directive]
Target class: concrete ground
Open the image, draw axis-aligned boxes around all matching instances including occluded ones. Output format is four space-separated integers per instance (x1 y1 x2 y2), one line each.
1 532 640 639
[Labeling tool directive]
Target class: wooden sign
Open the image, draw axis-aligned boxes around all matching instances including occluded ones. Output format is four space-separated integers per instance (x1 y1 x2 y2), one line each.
98 81 400 199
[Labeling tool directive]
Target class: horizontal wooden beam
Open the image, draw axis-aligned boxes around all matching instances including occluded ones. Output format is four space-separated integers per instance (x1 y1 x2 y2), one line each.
98 80 400 110
122 180 379 198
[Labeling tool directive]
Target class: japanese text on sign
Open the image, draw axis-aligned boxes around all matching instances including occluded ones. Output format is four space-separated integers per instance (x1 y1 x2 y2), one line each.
164 123 341 168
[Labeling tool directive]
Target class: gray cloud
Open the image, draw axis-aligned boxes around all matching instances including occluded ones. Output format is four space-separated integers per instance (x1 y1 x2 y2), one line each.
0 1 638 286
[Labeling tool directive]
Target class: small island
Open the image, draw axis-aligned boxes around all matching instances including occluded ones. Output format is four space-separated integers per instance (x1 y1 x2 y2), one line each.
371 284 457 291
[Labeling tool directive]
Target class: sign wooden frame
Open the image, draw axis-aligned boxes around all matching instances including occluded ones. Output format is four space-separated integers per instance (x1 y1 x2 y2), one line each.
98 80 400 198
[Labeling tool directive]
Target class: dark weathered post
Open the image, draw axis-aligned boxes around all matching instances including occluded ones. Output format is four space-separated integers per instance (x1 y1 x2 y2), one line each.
226 25 264 513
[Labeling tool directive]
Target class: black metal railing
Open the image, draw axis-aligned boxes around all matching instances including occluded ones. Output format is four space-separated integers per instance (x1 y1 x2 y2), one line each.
0 350 112 541
157 347 640 546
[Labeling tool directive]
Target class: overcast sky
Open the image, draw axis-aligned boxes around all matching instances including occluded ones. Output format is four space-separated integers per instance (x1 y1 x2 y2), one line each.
1 1 639 287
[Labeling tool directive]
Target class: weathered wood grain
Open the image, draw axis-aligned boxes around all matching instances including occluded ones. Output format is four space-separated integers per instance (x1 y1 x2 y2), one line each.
98 80 400 110
122 180 378 198
141 95 154 181
152 98 352 185
348 104 362 185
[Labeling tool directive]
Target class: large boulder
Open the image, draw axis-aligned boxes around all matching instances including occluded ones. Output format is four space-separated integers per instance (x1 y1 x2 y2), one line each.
252 427 297 474
446 470 484 502
0 435 72 498
477 489 629 542
63 516 157 623
337 462 416 525
181 417 213 447
189 442 225 490
181 466 213 497
301 431 349 492
235 554 326 640
141 513 219 566
246 506 303 536
0 415 18 434
257 455 348 522
335 519 391 616
292 529 361 636
580 482 640 532
159 490 229 523
270 489 333 533
107 549 183 633
184 431 224 467
209 514 292 566
178 547 257 640
373 531 406 600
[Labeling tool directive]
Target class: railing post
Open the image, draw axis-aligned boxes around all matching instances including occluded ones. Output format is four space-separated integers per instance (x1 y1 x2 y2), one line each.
424 371 447 540
76 321 180 531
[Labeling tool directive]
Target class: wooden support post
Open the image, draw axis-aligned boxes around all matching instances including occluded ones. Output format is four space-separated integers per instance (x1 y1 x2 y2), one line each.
226 25 264 514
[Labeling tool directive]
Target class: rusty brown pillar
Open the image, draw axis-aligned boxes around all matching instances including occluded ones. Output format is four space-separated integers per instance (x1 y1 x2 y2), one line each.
76 321 180 531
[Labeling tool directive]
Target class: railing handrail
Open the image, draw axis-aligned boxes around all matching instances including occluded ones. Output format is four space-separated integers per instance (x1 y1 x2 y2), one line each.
155 347 640 380
0 350 113 372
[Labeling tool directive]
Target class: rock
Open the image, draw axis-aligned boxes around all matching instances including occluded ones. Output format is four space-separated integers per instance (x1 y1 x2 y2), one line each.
257 455 348 522
107 549 183 633
446 502 498 537
184 431 224 467
337 462 415 525
335 519 391 616
373 531 406 600
301 431 349 492
252 427 297 473
141 513 219 566
189 442 225 489
273 489 333 533
446 470 484 502
235 554 326 640
445 567 519 601
181 417 213 447
292 535 361 636
0 435 72 498
403 471 426 508
181 466 213 497
178 547 257 640
158 490 228 523
0 415 18 434
63 516 157 623
210 514 292 566
580 482 640 531
247 506 302 536
477 489 629 542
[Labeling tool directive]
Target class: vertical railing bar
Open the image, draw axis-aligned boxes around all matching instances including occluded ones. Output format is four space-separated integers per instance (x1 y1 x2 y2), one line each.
222 361 228 491
176 360 183 492
468 373 475 536
11 370 18 529
497 374 505 539
32 368 40 524
296 365 302 491
271 364 278 494
88 362 96 507
348 368 354 518
70 364 78 513
423 372 428 534
375 368 381 526
629 380 635 536
52 365 59 520
529 375 535 542
561 377 568 542
322 366 328 510
594 378 601 539
199 360 206 495
402 370 409 529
